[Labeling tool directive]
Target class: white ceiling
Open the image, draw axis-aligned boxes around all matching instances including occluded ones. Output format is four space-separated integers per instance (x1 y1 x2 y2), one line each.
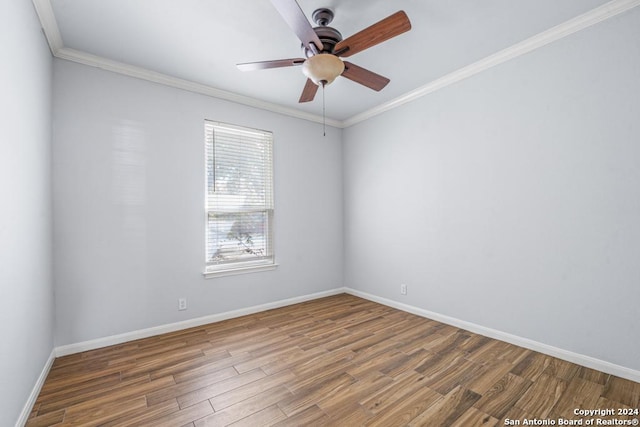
39 0 631 124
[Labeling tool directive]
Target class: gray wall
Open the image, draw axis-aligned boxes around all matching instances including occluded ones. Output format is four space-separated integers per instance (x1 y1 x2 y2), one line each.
5 4 640 422
0 1 54 424
52 60 344 346
344 8 640 371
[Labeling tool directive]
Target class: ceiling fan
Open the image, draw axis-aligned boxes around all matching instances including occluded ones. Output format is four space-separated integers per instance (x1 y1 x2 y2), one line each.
237 0 412 103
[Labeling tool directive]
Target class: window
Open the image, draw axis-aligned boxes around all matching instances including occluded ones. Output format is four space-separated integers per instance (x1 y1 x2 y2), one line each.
204 121 275 277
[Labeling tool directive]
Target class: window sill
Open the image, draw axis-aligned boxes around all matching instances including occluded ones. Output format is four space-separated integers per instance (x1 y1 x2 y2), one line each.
203 263 278 279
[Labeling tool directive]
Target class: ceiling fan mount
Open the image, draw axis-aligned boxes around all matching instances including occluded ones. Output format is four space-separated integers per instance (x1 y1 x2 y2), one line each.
311 8 334 26
237 0 412 103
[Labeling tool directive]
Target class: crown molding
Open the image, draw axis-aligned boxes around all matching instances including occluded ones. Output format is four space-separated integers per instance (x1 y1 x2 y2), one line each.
32 0 63 52
343 0 640 127
34 0 639 129
30 0 340 128
342 0 640 128
54 47 342 128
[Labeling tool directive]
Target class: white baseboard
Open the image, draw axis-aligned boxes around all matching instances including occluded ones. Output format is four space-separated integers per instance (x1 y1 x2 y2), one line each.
51 286 639 384
15 349 56 427
55 288 347 357
345 288 640 383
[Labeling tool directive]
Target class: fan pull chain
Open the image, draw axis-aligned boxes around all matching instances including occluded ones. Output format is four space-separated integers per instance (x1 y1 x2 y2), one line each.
322 81 326 137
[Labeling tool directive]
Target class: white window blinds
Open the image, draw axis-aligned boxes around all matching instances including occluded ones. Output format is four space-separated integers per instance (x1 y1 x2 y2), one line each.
205 121 274 273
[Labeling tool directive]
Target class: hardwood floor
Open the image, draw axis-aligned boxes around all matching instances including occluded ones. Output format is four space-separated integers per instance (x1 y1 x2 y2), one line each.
27 294 640 426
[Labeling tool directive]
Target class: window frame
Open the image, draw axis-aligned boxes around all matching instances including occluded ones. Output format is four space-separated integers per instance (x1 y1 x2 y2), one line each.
203 120 277 278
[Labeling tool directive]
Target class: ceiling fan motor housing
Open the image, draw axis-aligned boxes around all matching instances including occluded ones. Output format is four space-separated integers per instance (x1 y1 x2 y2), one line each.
302 8 343 57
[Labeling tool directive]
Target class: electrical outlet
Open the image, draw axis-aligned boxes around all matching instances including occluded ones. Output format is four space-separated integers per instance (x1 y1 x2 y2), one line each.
400 284 407 295
178 298 187 311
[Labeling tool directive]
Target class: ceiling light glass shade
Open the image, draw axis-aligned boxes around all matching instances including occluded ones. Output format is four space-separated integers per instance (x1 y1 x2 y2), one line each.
302 54 345 86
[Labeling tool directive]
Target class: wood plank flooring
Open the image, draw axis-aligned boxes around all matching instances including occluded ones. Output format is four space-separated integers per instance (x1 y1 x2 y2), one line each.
27 294 640 426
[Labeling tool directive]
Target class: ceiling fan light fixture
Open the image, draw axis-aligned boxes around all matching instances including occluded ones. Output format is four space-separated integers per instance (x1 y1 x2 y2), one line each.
302 54 345 86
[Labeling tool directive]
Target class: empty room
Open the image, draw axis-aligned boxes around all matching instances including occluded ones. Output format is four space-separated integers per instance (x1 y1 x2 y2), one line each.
2 0 640 425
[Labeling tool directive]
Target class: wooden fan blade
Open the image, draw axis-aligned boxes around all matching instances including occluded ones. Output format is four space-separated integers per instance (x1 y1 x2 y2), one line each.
334 11 411 58
237 58 305 71
299 78 318 103
341 61 390 91
270 0 323 52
